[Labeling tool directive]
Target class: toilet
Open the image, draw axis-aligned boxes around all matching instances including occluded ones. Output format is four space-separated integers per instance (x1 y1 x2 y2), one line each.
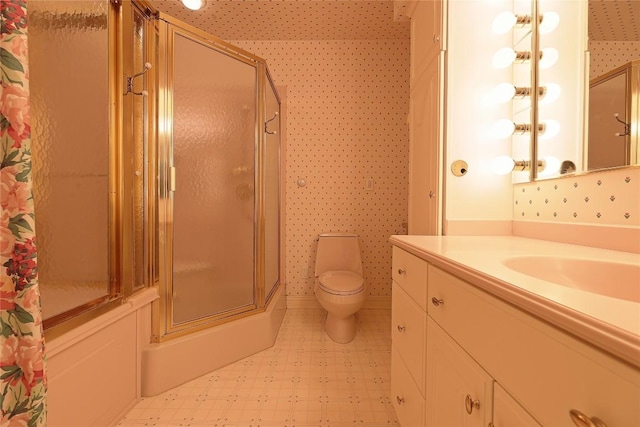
314 233 366 343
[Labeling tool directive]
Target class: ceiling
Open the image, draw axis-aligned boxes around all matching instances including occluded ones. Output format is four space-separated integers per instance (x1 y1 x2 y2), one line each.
147 0 639 42
148 0 409 40
588 0 640 42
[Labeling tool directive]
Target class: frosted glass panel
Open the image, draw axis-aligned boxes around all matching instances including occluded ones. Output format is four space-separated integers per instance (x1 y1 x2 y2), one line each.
172 34 257 325
29 0 110 320
264 82 280 299
132 8 147 290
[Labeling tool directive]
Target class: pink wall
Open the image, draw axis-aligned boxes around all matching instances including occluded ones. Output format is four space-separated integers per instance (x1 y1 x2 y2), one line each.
232 40 410 299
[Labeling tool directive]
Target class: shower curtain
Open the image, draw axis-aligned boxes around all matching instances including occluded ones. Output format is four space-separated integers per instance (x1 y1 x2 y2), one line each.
1 0 48 425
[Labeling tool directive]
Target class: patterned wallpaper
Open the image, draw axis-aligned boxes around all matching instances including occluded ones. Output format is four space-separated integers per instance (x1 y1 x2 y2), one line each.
231 40 410 298
589 40 640 79
513 167 640 226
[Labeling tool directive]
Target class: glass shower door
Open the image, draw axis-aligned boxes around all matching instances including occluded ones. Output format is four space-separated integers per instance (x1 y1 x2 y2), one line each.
170 31 257 325
264 74 281 300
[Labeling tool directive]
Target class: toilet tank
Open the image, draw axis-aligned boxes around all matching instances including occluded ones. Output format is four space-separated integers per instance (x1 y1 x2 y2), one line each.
315 233 363 277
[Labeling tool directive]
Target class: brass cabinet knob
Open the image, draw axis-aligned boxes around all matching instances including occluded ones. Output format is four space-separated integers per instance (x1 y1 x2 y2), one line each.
569 409 608 427
397 325 406 332
464 394 480 414
396 396 405 405
397 268 406 275
431 297 444 307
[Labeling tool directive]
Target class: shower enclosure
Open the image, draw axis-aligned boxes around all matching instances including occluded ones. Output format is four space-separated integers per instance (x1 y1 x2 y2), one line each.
154 13 282 339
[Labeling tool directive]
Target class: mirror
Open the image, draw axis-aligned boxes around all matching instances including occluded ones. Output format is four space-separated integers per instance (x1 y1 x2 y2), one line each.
533 0 639 180
586 0 639 172
588 61 638 170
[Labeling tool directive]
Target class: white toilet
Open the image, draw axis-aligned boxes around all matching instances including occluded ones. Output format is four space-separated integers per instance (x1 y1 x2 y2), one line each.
314 233 366 343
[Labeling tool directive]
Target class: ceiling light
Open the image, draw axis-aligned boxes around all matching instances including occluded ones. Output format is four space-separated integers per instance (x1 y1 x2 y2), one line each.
182 0 204 11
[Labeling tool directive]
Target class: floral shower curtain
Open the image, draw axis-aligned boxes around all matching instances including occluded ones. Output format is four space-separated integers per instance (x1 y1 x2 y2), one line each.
1 0 47 425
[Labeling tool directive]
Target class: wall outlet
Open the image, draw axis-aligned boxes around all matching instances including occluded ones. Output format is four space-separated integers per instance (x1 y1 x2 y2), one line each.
365 178 374 191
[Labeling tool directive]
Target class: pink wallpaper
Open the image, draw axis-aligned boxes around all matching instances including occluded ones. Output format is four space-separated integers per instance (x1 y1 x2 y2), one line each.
231 40 410 298
589 41 640 80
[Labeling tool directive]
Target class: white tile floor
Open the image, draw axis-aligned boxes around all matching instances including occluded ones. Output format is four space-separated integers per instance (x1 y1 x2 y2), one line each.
118 308 400 427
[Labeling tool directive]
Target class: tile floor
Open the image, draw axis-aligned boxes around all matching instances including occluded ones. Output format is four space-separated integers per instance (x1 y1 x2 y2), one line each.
118 308 400 427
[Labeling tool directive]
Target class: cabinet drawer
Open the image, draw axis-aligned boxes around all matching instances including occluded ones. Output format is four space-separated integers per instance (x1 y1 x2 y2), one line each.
392 345 426 427
392 284 426 395
428 266 640 426
493 383 541 426
426 318 493 427
392 246 428 310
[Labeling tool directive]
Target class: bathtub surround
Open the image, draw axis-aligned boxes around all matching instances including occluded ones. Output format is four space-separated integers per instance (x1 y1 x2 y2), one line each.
46 289 157 426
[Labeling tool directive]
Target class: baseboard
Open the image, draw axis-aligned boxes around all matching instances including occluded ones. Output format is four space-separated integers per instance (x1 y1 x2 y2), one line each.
286 295 391 310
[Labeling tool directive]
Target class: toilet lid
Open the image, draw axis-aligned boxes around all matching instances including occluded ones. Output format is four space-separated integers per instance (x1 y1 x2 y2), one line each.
318 271 364 295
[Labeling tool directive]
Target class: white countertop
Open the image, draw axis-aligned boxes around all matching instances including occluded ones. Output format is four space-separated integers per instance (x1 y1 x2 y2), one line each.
389 235 640 368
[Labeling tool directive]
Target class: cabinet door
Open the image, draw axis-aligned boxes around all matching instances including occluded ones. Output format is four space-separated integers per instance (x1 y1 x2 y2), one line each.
410 0 443 83
426 318 493 427
408 52 443 235
493 383 541 427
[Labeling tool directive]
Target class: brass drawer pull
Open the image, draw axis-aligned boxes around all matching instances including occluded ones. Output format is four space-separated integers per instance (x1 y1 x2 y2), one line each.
397 325 406 332
464 394 480 414
431 297 444 307
397 268 406 275
569 409 607 427
396 396 405 405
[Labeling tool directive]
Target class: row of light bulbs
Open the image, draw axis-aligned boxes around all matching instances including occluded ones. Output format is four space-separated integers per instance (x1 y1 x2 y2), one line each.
490 9 560 175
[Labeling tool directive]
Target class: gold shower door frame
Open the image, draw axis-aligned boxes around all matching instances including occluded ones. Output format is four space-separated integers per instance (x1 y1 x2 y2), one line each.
154 13 281 341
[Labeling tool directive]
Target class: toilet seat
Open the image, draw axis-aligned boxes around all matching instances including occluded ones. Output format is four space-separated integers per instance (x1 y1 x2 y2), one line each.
318 271 364 296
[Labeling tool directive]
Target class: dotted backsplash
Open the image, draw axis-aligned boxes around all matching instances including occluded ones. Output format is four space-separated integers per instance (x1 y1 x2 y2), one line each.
589 40 640 79
513 167 639 226
231 40 410 298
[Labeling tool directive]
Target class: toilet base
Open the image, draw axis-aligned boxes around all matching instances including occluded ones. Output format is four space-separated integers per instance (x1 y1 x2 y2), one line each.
324 313 357 344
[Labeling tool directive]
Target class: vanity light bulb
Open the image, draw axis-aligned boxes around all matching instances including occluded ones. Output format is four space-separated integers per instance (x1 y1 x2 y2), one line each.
492 12 517 34
491 156 516 175
539 12 560 34
540 120 560 139
492 48 517 69
540 48 559 69
539 83 561 105
538 156 561 176
491 119 516 139
181 0 204 10
492 83 517 104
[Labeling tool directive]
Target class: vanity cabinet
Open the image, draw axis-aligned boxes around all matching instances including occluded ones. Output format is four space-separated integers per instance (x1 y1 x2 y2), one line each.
391 245 640 427
391 247 428 426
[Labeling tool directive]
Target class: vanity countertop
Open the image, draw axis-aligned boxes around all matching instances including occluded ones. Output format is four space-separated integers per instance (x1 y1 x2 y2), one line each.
389 235 640 368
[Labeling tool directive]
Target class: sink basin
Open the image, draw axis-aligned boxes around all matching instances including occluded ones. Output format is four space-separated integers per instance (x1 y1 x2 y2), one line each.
502 256 640 303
